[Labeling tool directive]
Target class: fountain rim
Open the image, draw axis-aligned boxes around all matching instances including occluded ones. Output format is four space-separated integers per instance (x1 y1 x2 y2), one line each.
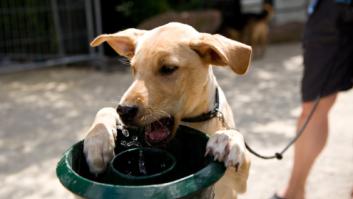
56 126 226 198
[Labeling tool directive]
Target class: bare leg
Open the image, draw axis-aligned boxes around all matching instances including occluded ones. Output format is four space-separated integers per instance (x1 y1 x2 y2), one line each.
278 93 337 199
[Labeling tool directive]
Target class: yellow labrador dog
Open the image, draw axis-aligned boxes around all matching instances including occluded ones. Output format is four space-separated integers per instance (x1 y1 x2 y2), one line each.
83 22 251 199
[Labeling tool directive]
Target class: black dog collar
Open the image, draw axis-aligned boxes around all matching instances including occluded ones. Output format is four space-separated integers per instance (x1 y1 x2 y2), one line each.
181 88 219 123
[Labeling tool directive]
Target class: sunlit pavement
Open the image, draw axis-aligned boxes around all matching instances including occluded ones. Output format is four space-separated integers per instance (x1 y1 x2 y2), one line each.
0 42 352 199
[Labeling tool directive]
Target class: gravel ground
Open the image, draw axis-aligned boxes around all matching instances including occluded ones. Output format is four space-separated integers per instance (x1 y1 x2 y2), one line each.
0 42 352 199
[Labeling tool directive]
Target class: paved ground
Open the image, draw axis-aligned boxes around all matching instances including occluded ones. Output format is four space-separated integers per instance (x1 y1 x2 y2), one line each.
0 43 352 199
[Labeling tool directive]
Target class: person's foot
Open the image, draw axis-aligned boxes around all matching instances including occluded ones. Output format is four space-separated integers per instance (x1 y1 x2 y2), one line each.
275 187 305 199
270 193 286 199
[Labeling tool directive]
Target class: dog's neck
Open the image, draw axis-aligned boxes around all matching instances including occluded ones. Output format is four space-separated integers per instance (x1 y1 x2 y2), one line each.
182 67 224 133
185 67 218 117
180 67 223 127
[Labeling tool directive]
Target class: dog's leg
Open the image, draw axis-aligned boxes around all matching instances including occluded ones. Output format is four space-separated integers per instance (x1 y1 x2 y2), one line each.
258 27 268 58
206 129 250 199
83 107 119 174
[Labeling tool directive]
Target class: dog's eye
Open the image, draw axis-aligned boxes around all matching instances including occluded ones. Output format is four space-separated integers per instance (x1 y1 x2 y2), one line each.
159 65 178 75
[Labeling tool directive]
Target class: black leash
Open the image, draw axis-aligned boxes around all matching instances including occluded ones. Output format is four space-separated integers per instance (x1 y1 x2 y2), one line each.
245 39 348 160
244 96 320 160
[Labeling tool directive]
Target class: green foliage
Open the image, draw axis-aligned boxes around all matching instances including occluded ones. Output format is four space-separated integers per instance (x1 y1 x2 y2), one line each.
169 0 204 11
116 0 170 25
114 0 204 25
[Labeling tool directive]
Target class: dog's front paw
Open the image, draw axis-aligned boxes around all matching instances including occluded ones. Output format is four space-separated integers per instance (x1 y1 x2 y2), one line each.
206 129 246 170
84 123 117 174
83 108 118 174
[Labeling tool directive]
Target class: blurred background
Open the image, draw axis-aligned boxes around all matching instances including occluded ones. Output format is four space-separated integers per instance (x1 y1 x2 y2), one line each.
0 0 352 199
0 0 308 73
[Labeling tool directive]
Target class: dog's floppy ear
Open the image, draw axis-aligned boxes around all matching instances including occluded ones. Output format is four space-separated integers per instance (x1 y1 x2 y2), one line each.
90 29 146 58
190 33 252 75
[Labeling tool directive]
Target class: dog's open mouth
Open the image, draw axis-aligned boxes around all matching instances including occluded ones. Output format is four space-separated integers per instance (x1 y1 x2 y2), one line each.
144 117 174 145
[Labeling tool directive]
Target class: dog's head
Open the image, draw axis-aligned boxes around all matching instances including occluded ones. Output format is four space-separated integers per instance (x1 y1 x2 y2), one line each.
91 22 251 145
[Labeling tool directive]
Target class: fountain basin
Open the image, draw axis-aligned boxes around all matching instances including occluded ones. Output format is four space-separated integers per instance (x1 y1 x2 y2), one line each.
109 147 176 185
56 125 226 199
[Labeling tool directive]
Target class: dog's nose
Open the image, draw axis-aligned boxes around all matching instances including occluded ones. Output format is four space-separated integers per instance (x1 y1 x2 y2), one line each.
116 105 139 124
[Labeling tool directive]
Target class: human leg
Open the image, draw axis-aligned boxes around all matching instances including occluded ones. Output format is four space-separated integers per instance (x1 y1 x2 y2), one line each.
278 93 337 199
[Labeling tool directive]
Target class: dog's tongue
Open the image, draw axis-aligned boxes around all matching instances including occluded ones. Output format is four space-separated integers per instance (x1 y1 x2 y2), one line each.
145 121 170 143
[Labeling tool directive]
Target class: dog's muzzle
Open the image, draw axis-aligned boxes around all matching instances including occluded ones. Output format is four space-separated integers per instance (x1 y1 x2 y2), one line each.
116 105 139 125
